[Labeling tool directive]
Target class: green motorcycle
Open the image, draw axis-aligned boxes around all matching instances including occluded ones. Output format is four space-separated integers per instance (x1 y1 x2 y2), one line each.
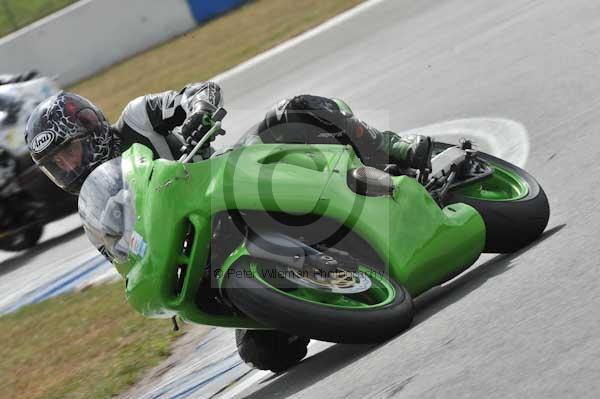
79 108 549 347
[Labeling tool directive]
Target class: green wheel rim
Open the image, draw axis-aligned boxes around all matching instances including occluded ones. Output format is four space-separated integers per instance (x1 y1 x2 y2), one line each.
250 263 397 310
457 162 529 201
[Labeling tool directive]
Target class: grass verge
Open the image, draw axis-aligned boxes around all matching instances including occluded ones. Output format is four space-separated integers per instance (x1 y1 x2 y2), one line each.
0 282 182 399
0 0 78 38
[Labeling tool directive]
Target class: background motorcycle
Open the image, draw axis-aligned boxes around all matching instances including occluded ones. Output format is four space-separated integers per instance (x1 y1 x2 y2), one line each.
0 73 77 251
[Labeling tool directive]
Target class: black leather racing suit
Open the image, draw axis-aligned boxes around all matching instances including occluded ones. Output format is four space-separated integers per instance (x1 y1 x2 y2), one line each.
112 85 416 170
255 95 423 168
111 81 223 160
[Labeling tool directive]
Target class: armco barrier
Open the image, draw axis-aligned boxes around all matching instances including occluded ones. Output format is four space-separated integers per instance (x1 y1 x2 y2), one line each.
0 0 248 86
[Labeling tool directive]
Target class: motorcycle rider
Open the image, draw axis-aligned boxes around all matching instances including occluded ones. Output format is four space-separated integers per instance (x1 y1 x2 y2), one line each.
0 70 38 86
25 85 431 371
25 83 224 194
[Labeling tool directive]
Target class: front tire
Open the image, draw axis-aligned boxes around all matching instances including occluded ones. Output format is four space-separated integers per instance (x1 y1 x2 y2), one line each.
236 329 309 372
223 257 414 344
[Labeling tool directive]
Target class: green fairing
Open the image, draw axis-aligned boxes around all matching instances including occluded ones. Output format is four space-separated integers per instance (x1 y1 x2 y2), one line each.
116 141 486 328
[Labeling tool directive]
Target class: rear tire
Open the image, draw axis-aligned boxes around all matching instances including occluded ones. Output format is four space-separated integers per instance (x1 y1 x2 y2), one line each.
0 225 44 251
224 257 414 344
435 143 550 253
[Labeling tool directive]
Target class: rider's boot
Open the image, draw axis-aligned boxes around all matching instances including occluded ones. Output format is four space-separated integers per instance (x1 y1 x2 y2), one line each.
235 329 309 372
330 99 432 171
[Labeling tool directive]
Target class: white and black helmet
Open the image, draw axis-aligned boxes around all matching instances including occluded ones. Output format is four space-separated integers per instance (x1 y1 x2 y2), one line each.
25 92 118 194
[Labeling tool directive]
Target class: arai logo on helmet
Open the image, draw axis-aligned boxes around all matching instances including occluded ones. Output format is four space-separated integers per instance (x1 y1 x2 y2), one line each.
31 131 55 153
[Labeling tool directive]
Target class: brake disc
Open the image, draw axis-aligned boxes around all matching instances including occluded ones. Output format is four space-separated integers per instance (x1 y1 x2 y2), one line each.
285 267 372 294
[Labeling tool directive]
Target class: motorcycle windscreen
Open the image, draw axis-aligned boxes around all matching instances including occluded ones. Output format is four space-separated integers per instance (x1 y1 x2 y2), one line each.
78 157 136 262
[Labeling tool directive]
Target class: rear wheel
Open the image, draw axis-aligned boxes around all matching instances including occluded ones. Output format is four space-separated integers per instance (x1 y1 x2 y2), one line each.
223 257 414 344
0 225 44 251
435 142 550 253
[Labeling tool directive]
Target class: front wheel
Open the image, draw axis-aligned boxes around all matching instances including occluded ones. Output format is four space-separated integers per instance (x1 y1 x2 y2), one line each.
223 257 414 344
236 329 309 372
436 143 550 253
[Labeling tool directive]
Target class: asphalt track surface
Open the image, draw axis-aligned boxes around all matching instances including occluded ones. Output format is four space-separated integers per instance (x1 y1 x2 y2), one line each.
2 0 599 397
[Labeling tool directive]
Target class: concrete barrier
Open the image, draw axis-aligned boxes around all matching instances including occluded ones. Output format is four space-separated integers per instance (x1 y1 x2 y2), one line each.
0 0 247 86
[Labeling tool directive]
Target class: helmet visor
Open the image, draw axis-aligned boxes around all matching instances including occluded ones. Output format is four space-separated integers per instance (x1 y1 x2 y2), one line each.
38 137 94 189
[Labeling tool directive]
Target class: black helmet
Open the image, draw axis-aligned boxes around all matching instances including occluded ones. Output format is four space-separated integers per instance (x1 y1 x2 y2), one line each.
25 92 117 194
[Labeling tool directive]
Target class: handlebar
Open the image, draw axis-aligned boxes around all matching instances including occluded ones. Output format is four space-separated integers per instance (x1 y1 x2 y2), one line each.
178 107 227 163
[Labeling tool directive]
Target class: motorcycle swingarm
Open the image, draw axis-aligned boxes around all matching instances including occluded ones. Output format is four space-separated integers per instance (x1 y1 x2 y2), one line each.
245 232 359 273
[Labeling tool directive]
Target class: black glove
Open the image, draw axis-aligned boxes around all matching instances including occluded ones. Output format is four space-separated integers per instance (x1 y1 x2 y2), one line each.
181 110 213 146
